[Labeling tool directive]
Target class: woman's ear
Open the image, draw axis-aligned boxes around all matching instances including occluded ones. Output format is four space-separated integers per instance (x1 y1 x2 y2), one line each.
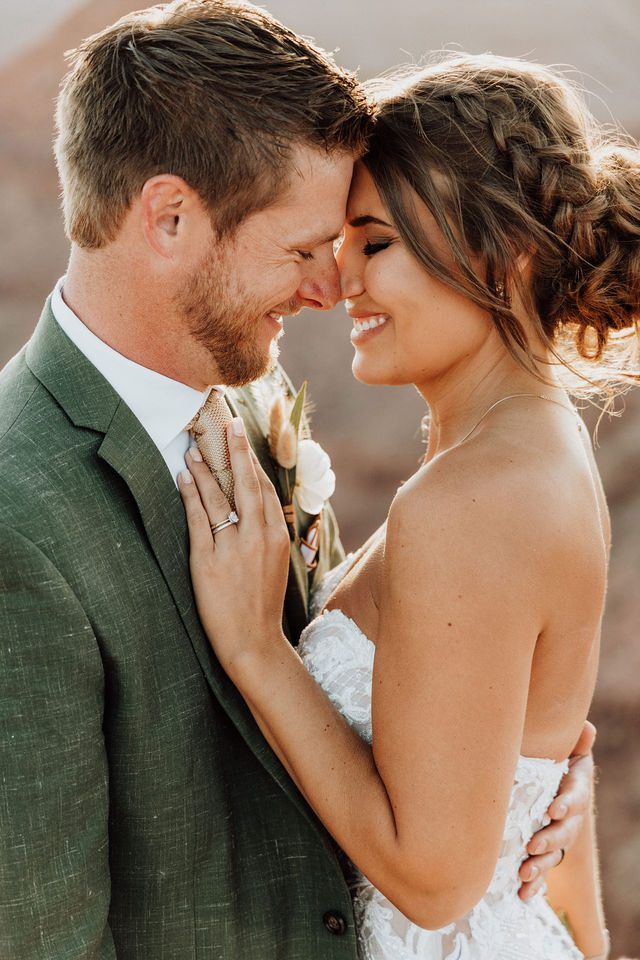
514 249 535 281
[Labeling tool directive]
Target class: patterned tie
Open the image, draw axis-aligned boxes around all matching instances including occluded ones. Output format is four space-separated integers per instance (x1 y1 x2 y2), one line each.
187 389 236 511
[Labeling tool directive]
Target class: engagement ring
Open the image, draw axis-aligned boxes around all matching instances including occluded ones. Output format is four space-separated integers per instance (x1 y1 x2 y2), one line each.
211 511 240 537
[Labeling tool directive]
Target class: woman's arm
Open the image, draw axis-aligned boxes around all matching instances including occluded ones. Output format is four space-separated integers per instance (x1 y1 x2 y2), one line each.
178 423 583 929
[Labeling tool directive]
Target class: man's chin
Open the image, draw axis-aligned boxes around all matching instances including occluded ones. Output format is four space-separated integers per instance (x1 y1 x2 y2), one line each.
214 341 280 388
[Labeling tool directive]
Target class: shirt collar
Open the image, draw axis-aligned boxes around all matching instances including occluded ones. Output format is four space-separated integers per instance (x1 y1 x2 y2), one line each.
51 277 218 451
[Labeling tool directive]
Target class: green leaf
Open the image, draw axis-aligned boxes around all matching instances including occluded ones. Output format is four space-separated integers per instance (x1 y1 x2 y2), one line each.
289 380 308 437
286 465 297 501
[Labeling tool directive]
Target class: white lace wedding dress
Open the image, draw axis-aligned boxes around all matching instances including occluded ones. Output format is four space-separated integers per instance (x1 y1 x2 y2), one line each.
299 556 584 960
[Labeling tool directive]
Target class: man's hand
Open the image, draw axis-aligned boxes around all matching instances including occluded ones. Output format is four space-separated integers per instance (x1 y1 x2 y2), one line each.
518 721 596 900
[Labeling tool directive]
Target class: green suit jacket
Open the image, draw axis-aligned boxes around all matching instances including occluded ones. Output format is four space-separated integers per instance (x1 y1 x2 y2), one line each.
0 299 357 959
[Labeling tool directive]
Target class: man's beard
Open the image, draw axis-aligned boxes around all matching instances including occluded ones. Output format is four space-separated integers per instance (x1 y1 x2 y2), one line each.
175 248 282 387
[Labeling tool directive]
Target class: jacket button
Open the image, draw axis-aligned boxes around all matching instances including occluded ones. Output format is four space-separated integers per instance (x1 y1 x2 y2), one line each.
323 911 347 935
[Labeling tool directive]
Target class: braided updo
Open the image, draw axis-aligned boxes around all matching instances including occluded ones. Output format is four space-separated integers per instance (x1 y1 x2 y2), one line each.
363 54 640 391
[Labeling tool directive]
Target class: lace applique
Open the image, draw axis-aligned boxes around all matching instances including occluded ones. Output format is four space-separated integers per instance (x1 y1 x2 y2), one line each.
300 609 374 743
298 581 584 960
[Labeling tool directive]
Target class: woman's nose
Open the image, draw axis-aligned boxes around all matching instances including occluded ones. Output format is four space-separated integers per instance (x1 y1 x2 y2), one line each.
336 245 365 301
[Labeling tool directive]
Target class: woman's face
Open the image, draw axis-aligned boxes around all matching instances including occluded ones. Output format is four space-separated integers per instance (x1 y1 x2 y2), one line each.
336 162 496 390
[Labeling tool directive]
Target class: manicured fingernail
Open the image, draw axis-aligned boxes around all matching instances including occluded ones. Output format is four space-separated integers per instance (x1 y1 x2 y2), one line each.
231 417 245 437
180 469 193 484
527 866 539 881
188 446 203 462
554 803 567 818
531 839 546 854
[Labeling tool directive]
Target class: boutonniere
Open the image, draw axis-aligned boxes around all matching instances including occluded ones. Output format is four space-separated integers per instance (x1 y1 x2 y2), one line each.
267 381 336 569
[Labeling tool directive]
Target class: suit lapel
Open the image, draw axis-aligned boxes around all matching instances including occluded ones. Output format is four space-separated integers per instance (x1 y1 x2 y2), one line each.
25 299 318 827
96 406 317 814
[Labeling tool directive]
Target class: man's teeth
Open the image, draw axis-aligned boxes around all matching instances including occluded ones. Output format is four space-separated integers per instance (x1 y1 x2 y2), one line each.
353 315 389 333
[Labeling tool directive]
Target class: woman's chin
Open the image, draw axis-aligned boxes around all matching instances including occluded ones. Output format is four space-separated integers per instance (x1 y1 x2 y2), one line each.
351 356 399 386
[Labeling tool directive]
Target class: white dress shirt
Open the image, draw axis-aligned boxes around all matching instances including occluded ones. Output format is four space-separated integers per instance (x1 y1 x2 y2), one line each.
51 276 215 485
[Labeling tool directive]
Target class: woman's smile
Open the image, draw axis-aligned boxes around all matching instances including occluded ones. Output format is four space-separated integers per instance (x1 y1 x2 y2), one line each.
349 313 390 344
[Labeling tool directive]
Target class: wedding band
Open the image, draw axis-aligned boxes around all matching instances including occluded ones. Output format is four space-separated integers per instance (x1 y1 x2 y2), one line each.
210 511 240 537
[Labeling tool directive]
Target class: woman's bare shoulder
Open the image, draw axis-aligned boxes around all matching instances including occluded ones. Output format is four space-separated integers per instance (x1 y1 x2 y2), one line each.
385 437 564 581
391 438 540 527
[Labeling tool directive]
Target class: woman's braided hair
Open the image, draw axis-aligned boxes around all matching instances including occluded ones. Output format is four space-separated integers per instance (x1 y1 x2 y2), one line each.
364 54 640 393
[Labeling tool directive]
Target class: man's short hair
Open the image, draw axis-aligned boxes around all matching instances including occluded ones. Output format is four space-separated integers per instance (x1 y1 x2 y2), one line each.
55 0 371 247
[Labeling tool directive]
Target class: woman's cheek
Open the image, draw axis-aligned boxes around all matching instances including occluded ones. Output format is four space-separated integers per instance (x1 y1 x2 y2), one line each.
366 248 408 307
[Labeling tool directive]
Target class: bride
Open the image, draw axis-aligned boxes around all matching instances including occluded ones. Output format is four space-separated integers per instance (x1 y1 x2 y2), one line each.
178 55 638 959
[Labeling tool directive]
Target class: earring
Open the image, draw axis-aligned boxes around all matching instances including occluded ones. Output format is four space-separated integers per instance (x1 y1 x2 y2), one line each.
494 278 511 307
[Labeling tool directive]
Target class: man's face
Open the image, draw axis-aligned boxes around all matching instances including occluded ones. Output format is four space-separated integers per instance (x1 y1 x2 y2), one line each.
176 144 354 386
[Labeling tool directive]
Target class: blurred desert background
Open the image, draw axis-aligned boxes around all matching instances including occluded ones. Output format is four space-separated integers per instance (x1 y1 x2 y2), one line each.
0 0 638 952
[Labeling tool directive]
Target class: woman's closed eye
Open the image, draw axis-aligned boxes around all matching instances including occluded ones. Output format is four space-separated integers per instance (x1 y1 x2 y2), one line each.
363 239 394 256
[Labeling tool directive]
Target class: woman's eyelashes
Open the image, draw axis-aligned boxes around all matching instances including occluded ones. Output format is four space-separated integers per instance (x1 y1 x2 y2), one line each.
363 239 394 257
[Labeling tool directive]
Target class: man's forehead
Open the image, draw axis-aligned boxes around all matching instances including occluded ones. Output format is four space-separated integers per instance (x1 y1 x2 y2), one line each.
290 224 345 247
289 142 354 182
247 188 343 237
272 197 347 246
285 146 353 209
256 145 354 245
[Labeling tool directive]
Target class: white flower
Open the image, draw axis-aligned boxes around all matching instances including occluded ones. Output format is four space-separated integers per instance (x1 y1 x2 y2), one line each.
295 439 336 515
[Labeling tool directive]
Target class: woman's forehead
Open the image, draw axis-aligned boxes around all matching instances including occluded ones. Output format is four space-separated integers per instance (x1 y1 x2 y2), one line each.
346 162 388 219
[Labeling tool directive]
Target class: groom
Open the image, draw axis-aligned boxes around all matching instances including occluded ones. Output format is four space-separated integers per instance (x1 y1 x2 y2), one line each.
0 2 593 957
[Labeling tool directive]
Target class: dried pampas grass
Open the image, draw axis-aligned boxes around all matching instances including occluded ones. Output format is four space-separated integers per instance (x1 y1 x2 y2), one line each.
268 395 297 468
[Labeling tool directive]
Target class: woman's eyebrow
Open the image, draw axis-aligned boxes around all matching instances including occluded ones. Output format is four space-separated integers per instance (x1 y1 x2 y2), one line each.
348 215 394 228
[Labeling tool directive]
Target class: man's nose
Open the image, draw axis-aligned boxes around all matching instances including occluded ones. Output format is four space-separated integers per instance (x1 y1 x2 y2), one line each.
297 257 342 311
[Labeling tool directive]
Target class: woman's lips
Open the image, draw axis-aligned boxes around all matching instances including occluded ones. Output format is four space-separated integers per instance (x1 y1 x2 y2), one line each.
350 313 390 344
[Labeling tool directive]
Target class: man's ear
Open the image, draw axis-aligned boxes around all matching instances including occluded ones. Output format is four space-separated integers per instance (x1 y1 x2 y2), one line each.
139 174 194 258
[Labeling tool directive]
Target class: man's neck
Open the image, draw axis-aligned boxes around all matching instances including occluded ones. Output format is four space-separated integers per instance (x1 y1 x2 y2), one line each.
63 247 215 390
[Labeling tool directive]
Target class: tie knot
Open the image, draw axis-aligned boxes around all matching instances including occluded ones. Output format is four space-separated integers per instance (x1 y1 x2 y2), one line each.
188 389 229 435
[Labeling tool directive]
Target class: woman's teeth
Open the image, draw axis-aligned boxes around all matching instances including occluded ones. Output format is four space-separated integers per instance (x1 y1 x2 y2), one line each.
353 315 389 333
